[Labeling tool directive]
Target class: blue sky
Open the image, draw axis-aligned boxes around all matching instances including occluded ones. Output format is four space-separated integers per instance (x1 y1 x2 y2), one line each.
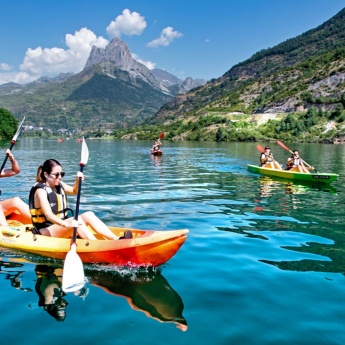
0 0 344 85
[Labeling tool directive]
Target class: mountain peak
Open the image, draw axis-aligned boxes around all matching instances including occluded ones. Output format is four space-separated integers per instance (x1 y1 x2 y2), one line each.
85 37 133 70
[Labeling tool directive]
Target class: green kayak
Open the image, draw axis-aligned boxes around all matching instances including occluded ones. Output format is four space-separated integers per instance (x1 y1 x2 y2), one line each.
247 164 339 184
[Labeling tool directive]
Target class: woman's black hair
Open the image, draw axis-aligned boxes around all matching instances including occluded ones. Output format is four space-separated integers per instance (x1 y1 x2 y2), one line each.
36 159 62 183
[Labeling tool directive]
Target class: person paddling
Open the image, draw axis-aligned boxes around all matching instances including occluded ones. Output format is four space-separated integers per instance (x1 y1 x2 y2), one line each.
0 148 31 226
260 146 282 169
151 138 162 153
286 150 313 173
29 159 122 240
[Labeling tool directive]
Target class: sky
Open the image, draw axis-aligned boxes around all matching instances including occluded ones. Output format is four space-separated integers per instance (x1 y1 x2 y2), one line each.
0 0 344 85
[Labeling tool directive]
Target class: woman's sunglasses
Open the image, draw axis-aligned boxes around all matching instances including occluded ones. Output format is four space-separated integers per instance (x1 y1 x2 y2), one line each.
50 172 65 178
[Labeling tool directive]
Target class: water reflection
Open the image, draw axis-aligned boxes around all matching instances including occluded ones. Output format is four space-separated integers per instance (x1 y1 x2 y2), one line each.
86 267 188 331
258 176 337 197
34 265 70 322
0 261 32 292
0 260 187 330
150 154 162 167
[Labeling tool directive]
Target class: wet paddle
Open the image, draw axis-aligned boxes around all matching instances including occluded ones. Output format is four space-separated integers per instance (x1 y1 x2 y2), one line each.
159 132 164 140
0 116 25 173
276 140 318 172
62 137 89 293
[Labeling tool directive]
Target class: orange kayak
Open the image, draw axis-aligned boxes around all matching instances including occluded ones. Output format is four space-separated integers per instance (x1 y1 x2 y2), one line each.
2 213 188 267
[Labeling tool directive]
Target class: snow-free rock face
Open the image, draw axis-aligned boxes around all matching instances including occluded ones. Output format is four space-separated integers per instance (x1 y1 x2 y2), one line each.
84 37 169 93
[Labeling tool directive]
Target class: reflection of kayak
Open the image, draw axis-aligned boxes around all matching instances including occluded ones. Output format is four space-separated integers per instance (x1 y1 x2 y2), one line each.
3 213 188 267
247 164 339 184
88 268 187 331
0 260 187 330
150 150 163 156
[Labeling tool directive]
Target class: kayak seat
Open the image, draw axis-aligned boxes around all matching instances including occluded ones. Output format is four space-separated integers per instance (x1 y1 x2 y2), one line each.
119 230 133 240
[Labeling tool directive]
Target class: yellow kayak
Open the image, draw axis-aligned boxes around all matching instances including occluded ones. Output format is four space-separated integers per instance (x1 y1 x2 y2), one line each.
1 213 188 267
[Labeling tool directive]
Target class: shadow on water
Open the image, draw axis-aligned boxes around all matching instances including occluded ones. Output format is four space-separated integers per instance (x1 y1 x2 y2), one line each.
0 258 187 330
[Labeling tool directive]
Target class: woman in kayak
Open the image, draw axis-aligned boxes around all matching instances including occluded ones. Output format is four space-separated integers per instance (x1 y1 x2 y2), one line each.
260 146 282 169
0 149 31 226
29 159 120 240
286 150 313 173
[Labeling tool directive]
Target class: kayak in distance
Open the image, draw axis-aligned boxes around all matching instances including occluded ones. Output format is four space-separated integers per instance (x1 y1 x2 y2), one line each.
150 149 163 156
1 212 188 267
247 164 339 184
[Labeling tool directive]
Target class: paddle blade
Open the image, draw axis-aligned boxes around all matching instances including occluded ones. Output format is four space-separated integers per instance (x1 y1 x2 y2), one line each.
62 244 85 293
256 144 265 153
276 140 292 153
159 132 164 139
12 116 25 142
80 137 89 166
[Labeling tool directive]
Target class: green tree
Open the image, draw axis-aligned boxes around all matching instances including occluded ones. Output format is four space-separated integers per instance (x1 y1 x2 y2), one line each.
0 108 18 140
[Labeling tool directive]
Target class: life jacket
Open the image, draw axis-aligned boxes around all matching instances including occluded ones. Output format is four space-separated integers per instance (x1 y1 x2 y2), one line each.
29 182 70 230
260 153 273 166
286 156 302 170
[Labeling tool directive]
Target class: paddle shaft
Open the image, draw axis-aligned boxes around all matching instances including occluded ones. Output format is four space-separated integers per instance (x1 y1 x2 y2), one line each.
0 141 16 173
71 164 84 244
0 117 25 173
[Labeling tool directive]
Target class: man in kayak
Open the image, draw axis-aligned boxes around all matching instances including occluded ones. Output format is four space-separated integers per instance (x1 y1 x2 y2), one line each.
260 146 282 169
0 149 31 226
286 150 313 173
29 159 121 239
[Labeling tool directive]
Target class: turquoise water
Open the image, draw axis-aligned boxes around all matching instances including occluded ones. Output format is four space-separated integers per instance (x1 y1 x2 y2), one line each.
1 138 345 345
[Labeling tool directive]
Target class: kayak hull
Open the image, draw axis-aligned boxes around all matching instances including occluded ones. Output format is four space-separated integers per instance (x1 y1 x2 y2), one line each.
2 214 188 267
247 164 339 183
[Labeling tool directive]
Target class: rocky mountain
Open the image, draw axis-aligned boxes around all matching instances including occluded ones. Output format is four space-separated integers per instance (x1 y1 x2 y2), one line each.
0 38 204 132
153 8 345 128
150 68 206 94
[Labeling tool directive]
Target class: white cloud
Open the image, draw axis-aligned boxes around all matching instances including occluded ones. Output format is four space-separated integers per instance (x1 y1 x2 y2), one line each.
0 63 11 71
106 9 146 38
0 28 108 85
131 53 155 70
147 27 183 48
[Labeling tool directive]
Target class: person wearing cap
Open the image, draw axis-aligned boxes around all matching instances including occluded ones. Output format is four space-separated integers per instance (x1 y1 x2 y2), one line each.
260 146 282 169
0 148 31 226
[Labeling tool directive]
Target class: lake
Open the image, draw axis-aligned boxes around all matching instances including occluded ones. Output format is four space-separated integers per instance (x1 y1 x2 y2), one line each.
0 138 345 345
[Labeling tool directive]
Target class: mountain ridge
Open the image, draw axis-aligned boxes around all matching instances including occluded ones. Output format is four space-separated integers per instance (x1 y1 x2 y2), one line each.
0 38 205 132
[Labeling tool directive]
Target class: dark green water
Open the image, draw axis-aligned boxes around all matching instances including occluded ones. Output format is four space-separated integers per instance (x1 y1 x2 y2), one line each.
1 138 345 344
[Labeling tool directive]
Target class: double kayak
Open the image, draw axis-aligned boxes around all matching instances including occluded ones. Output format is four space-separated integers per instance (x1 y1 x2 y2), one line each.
247 164 339 184
2 213 188 267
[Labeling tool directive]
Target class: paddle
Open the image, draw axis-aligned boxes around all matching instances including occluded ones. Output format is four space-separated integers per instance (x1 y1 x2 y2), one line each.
62 137 89 293
276 140 318 172
159 132 164 140
0 116 25 173
256 144 265 153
